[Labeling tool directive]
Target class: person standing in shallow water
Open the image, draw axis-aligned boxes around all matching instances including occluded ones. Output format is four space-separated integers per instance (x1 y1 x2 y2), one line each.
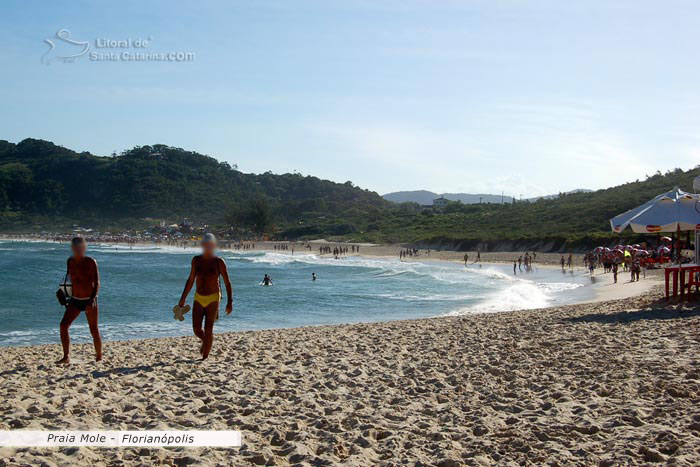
178 233 233 360
56 237 102 364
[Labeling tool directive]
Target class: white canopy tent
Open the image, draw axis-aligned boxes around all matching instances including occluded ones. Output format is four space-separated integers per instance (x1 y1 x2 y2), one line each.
610 187 700 234
610 186 700 266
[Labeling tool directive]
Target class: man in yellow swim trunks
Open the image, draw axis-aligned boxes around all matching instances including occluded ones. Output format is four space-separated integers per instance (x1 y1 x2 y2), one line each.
178 233 233 360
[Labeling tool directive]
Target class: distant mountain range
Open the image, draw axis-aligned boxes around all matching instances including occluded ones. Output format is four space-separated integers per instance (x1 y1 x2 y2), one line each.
382 190 511 205
382 189 592 205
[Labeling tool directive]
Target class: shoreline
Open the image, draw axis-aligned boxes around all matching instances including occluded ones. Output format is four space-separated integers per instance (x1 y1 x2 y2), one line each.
1 237 659 319
1 235 586 265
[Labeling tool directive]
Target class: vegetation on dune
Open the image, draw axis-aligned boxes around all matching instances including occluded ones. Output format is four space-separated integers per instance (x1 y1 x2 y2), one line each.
1 138 698 251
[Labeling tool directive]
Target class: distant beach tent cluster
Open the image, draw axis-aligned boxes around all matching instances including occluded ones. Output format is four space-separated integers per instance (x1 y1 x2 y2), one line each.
593 242 670 257
591 242 671 267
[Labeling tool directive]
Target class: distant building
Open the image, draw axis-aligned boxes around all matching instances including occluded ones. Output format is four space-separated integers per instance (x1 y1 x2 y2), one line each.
433 197 449 209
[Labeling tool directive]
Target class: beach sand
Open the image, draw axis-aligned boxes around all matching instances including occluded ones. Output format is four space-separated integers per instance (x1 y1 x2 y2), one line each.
355 244 586 267
1 285 699 466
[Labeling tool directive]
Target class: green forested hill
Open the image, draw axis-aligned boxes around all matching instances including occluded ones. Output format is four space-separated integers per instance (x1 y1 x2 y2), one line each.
1 138 698 250
370 166 699 250
0 139 386 234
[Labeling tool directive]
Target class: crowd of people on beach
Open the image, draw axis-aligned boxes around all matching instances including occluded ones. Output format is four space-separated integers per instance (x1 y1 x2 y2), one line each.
231 242 256 251
399 248 421 260
318 245 355 258
512 252 537 274
584 248 645 283
581 237 691 283
273 244 294 254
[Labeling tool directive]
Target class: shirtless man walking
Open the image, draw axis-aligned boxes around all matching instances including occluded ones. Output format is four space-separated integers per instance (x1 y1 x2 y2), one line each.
178 233 233 360
57 237 102 364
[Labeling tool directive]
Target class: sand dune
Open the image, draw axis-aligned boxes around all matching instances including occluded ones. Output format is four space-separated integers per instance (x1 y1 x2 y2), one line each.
1 288 699 466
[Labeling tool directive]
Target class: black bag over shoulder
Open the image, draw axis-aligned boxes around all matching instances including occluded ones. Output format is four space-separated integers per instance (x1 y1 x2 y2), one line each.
56 257 71 307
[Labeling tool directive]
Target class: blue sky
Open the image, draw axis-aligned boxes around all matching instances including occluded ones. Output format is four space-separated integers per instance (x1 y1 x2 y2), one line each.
1 1 699 197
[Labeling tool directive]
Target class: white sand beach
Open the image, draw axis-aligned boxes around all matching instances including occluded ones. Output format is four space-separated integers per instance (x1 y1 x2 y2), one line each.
1 285 699 466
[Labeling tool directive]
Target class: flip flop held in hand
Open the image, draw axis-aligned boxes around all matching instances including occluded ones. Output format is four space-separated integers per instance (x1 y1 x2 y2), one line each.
172 304 191 321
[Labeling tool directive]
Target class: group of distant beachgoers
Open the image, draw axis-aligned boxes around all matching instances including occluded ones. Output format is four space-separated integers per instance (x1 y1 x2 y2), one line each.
581 237 696 284
511 252 538 274
399 248 423 260
318 245 358 258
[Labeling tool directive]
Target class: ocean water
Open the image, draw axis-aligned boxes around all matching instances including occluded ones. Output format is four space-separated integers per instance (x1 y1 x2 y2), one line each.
0 241 595 346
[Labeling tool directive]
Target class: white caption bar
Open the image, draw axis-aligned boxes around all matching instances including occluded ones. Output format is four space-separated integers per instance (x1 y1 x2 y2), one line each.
0 431 241 447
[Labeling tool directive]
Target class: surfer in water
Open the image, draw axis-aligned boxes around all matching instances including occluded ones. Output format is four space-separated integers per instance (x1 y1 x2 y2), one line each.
177 233 233 360
56 237 102 364
312 272 317 281
261 274 273 286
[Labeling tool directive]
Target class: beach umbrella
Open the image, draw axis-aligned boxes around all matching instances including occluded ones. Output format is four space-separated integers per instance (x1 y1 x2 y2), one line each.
610 187 700 233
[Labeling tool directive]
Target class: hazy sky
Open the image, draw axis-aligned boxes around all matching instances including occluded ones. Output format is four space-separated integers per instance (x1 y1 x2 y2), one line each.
1 1 699 197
